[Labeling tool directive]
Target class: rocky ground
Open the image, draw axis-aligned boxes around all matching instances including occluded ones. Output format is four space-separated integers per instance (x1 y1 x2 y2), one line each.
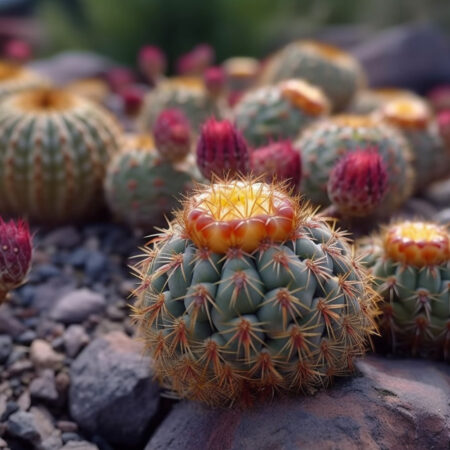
0 181 449 450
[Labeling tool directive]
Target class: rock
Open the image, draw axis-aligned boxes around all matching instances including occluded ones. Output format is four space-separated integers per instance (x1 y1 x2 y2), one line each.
33 278 78 313
85 251 108 280
146 356 450 450
17 390 31 411
424 178 450 207
42 227 82 249
63 325 90 358
41 431 64 450
30 370 59 403
61 440 99 450
30 340 64 370
69 331 159 447
0 335 12 364
434 207 450 224
50 289 106 324
6 411 40 444
16 330 37 345
0 307 25 338
30 406 55 442
1 401 18 421
57 421 78 433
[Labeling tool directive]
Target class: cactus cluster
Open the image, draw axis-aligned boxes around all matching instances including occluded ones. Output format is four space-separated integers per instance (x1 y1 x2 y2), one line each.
132 179 379 405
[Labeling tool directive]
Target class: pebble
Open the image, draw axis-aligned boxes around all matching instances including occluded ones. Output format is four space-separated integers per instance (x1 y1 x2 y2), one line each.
63 325 90 358
16 330 37 345
30 370 59 404
0 335 12 364
6 410 41 444
57 420 78 433
61 440 99 450
30 340 64 370
43 226 81 249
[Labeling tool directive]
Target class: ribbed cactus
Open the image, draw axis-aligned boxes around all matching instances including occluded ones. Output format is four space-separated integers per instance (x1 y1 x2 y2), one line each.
0 88 121 223
358 221 449 361
0 62 46 100
222 57 260 93
0 217 32 304
234 79 330 147
132 179 379 406
297 115 414 215
196 118 250 180
104 134 197 231
138 45 166 84
260 40 365 111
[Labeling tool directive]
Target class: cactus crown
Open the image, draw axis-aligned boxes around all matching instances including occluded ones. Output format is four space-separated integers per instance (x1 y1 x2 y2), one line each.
381 97 431 129
223 57 259 78
15 88 77 112
0 62 22 80
300 41 357 67
280 79 330 115
383 221 450 267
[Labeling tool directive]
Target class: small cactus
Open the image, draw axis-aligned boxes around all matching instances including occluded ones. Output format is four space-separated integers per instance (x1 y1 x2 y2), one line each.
176 44 214 76
119 85 146 116
250 140 301 190
0 218 32 304
327 149 389 217
138 45 166 83
203 66 226 98
153 109 192 162
427 85 450 112
3 39 32 63
106 67 136 93
196 118 250 179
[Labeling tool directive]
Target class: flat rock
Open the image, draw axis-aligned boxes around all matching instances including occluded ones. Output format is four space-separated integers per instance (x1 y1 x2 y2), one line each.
50 289 106 324
69 331 159 448
30 339 64 370
146 356 450 450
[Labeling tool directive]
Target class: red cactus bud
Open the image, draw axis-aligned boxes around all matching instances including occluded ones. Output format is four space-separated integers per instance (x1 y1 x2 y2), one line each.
327 149 389 217
153 109 192 162
138 45 166 82
437 110 450 149
106 67 136 93
176 43 215 76
3 39 32 63
119 85 145 116
203 66 226 97
250 140 301 190
227 91 244 108
196 118 250 179
0 218 32 303
428 85 450 112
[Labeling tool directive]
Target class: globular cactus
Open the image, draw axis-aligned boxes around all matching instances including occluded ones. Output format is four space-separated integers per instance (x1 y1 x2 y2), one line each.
139 77 223 132
234 79 330 147
0 217 32 304
196 118 250 180
250 140 301 190
427 85 450 113
132 178 379 406
222 57 260 93
376 96 449 190
260 40 365 111
0 62 46 101
327 149 388 217
0 88 122 223
104 134 197 231
153 109 192 162
297 115 414 215
358 221 449 361
138 45 166 83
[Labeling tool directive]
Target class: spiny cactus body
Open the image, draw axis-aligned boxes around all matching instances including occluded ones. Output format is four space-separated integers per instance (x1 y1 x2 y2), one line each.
0 88 121 223
359 221 449 360
132 179 379 406
234 79 329 147
260 41 365 111
222 57 260 93
297 115 414 215
0 62 46 100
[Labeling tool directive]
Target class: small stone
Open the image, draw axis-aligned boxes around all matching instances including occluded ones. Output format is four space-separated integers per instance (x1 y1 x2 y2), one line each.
8 359 33 376
17 390 31 411
85 251 108 280
50 289 106 324
16 330 37 345
30 406 55 442
0 335 12 364
57 420 78 433
43 227 81 249
62 432 82 443
0 308 25 337
434 207 450 224
1 401 18 421
41 430 63 450
61 440 99 450
0 438 6 448
30 340 64 370
55 371 71 394
63 325 90 358
6 411 40 444
424 178 450 207
106 305 125 321
30 370 59 403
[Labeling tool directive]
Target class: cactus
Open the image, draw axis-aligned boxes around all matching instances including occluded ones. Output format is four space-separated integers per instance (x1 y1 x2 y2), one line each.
132 178 379 406
196 118 250 180
260 40 365 111
234 79 330 147
0 217 32 304
105 67 136 93
327 149 388 217
250 140 301 190
176 44 215 76
138 45 166 84
297 115 414 215
0 88 122 223
153 109 192 162
427 85 450 112
203 66 226 98
104 134 197 231
358 221 450 360
139 77 223 132
222 57 260 93
437 110 450 152
0 62 46 100
65 78 110 105
2 40 32 64
376 96 449 190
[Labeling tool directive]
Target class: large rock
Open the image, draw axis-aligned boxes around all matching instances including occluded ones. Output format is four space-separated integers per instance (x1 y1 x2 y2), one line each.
69 331 159 448
146 356 450 450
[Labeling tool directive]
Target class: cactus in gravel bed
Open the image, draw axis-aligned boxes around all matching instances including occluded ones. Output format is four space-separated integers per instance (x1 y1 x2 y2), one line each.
0 88 122 223
297 115 414 215
234 79 330 147
104 134 197 230
132 178 379 406
358 221 450 360
0 62 46 100
260 41 365 111
0 217 32 304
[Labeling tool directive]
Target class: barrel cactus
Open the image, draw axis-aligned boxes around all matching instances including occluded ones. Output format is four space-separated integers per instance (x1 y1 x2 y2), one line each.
0 88 121 223
260 41 365 111
358 221 449 361
132 178 379 406
297 115 414 215
234 79 330 147
0 62 46 100
104 134 197 231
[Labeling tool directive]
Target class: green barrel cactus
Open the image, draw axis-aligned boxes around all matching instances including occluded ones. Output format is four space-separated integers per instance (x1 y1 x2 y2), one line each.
234 79 329 147
358 221 449 361
132 179 379 406
0 88 121 223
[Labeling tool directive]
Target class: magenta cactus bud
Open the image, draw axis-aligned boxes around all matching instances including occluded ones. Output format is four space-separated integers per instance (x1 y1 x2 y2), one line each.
138 45 166 82
153 108 192 162
3 39 32 63
327 149 389 217
437 110 450 148
176 43 215 76
203 66 226 97
0 218 32 303
119 85 145 116
428 85 450 112
196 118 250 179
106 67 136 93
250 140 301 190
